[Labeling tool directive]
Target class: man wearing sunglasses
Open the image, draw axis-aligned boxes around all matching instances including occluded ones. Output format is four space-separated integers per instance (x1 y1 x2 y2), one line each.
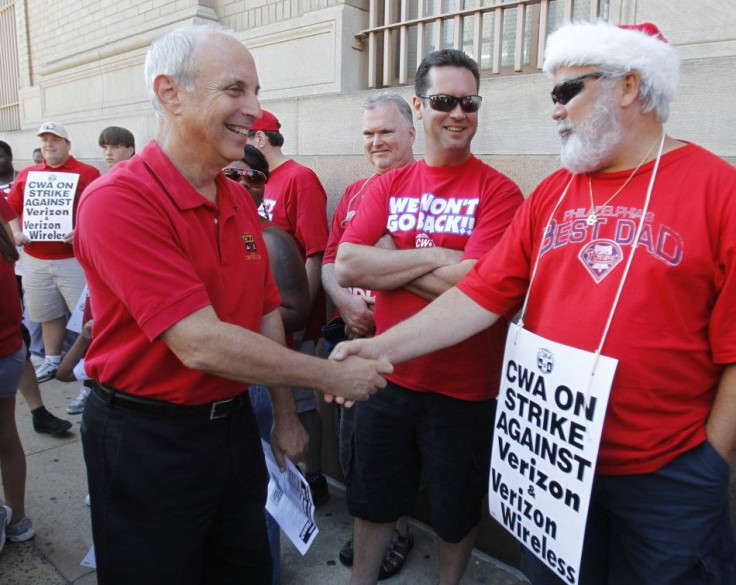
322 90 417 580
333 21 736 585
335 49 523 585
72 25 391 585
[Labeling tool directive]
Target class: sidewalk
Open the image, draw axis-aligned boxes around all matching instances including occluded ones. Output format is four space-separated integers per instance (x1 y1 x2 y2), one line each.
0 376 529 585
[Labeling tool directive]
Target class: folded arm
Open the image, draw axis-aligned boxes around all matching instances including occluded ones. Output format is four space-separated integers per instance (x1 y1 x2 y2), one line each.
335 241 462 291
322 262 374 337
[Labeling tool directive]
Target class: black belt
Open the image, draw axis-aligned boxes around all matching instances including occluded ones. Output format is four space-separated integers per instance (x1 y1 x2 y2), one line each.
93 381 246 421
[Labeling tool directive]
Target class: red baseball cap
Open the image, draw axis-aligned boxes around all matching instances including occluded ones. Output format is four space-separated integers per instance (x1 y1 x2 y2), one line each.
250 110 281 132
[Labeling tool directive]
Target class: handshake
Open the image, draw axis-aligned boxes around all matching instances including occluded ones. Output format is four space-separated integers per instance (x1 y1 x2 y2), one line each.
322 337 392 408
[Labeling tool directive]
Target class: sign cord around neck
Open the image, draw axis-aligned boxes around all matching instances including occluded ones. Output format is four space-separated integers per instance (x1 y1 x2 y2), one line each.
515 129 666 364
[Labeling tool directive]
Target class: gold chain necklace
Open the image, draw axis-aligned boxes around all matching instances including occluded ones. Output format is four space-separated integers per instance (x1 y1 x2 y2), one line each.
586 137 660 226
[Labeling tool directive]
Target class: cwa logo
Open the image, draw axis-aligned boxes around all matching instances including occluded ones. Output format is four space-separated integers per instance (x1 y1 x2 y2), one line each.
537 348 554 374
415 233 434 248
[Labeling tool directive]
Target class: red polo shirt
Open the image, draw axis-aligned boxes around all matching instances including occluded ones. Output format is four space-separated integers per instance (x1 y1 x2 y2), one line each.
8 156 100 259
74 140 280 404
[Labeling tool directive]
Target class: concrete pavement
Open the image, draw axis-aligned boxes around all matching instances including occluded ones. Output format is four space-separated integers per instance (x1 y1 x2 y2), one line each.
0 376 529 585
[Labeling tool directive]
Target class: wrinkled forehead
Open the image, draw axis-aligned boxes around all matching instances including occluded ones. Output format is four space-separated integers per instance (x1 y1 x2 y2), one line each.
363 103 406 128
193 32 258 79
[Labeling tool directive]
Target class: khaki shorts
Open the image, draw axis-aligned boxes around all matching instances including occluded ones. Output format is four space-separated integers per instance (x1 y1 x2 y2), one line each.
21 254 86 322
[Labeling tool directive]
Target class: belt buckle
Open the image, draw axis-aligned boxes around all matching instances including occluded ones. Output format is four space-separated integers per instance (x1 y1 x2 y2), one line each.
209 398 233 420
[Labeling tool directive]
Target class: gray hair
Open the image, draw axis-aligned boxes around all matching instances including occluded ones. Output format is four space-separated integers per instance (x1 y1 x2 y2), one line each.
627 73 672 123
363 91 414 126
144 24 236 119
589 69 670 123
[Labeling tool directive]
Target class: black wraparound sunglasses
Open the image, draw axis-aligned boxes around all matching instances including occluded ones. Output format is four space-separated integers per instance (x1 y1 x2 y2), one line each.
550 72 607 105
223 168 268 186
417 94 483 113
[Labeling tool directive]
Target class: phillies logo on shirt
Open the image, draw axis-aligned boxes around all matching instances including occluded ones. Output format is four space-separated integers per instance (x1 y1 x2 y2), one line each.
241 233 261 260
578 239 623 283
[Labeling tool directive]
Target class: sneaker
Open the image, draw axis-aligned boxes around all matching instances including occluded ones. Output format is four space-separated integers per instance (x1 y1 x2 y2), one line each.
0 505 10 553
33 409 73 435
67 386 91 414
35 359 58 383
6 516 34 542
305 472 329 507
30 353 45 368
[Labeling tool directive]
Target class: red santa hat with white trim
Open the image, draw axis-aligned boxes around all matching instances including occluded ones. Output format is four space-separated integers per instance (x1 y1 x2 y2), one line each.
542 21 680 106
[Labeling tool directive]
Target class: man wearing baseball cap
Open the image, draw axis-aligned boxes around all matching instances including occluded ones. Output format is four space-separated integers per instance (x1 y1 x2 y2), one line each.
8 121 100 383
333 21 736 584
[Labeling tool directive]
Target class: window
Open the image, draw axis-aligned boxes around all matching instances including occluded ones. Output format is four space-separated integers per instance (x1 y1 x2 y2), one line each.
0 0 20 132
358 0 609 88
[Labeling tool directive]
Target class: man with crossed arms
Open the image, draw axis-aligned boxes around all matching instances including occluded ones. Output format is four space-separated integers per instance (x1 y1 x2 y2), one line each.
335 49 523 585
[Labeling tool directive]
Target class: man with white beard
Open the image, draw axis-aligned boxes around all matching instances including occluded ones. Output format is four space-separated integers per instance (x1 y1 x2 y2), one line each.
331 21 736 585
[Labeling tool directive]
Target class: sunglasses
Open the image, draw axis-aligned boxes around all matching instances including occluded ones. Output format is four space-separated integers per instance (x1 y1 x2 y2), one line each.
550 72 606 105
417 94 483 113
223 168 268 186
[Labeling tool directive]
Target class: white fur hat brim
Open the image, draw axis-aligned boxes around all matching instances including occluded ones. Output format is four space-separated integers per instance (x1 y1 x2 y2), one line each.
542 21 679 102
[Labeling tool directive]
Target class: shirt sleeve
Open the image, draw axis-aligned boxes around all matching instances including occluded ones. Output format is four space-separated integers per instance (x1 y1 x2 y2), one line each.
457 191 537 318
708 167 736 364
76 183 213 342
289 171 328 258
463 178 524 260
323 186 353 264
339 176 389 247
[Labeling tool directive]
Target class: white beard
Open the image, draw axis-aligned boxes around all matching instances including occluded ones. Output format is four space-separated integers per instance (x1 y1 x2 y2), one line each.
558 91 623 174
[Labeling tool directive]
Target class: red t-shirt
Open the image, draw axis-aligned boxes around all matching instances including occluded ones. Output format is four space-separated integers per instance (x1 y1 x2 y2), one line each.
0 194 21 355
8 157 100 259
458 143 736 474
263 159 328 258
262 158 328 340
0 253 21 357
75 140 280 404
0 196 17 222
341 155 523 400
324 176 379 320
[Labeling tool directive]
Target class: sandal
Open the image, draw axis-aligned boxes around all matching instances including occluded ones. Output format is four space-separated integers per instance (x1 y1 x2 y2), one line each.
339 538 354 566
378 529 414 580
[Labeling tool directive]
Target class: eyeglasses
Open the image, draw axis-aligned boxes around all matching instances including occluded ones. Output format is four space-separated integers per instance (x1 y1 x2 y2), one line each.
417 94 483 113
550 72 606 105
223 168 268 186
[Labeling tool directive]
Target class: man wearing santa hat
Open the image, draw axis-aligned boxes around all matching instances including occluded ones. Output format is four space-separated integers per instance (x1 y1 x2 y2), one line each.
331 20 736 585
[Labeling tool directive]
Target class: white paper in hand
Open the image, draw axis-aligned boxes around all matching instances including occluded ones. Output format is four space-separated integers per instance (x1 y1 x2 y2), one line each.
261 439 319 555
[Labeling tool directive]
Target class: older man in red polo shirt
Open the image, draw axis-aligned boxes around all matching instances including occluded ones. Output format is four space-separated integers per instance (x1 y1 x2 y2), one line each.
74 24 391 585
